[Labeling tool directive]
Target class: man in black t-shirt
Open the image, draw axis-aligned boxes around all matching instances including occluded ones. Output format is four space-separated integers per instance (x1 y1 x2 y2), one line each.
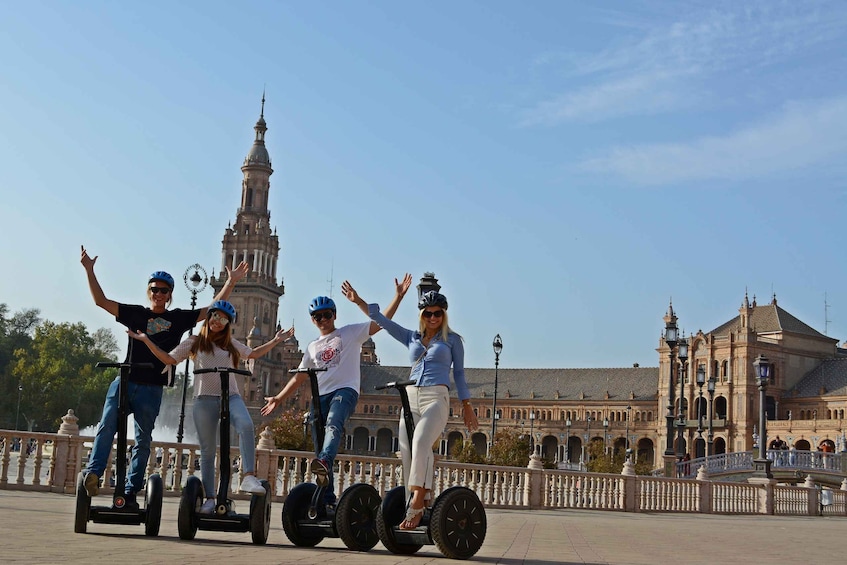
80 245 247 509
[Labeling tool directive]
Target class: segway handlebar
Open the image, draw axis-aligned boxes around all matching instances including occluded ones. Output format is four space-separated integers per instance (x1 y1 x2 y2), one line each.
374 379 417 391
194 367 252 377
288 367 328 374
95 361 155 369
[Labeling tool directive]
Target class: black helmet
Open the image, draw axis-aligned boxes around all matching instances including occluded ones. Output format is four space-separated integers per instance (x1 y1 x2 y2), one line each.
418 291 448 310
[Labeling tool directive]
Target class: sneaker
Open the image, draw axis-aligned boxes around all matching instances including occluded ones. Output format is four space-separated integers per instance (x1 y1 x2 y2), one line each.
83 472 100 497
239 474 266 495
199 499 216 514
310 458 330 487
122 493 139 513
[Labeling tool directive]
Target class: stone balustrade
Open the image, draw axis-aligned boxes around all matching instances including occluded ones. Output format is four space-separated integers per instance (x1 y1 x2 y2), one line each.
2 411 847 518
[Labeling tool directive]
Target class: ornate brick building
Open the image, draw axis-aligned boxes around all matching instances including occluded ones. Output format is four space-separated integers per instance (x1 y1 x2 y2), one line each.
215 103 847 470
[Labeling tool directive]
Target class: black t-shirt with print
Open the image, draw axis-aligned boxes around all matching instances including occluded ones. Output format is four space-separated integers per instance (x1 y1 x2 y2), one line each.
117 304 200 386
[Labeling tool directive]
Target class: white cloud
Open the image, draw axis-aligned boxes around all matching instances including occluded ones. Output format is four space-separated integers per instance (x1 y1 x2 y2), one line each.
576 97 847 185
520 2 847 125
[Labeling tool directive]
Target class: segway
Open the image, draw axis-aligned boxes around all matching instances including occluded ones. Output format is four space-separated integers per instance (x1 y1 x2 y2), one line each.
374 379 486 560
177 367 271 545
74 360 163 536
281 368 381 551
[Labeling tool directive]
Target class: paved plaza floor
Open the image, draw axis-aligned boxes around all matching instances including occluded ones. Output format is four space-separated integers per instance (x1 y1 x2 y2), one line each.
0 490 841 564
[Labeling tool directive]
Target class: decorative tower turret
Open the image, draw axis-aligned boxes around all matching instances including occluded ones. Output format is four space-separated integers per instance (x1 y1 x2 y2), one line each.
211 97 301 406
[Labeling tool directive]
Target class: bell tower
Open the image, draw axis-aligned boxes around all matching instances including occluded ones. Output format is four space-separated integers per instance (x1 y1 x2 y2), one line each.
211 97 301 405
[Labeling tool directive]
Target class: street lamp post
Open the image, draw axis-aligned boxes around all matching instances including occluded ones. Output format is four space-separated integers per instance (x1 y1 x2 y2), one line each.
177 264 208 444
603 416 609 457
625 405 632 460
565 418 572 464
696 363 706 444
663 308 679 462
491 334 503 445
707 373 716 457
676 336 689 461
752 354 773 479
529 411 536 456
15 384 23 431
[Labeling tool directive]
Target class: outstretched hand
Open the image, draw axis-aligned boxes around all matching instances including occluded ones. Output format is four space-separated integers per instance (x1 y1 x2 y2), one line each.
226 261 249 284
80 245 97 271
260 397 280 416
341 280 362 305
275 326 294 341
126 329 149 342
395 273 412 296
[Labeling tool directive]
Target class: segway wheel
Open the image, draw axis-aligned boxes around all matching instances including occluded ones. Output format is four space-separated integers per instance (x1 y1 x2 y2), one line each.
375 486 423 555
74 472 90 534
430 487 487 560
144 474 164 536
336 483 381 552
249 479 272 545
282 482 324 547
178 476 203 540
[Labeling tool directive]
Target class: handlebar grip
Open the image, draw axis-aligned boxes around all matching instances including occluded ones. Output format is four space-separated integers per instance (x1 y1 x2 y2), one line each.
374 379 417 390
194 367 252 376
95 362 155 369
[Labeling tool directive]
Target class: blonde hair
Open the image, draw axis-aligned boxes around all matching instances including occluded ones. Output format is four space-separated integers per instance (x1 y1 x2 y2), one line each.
190 313 240 366
418 309 454 342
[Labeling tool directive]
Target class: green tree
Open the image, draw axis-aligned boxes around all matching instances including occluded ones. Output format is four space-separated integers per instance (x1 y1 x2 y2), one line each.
266 406 314 451
11 320 118 430
0 306 41 428
486 429 531 467
451 439 486 464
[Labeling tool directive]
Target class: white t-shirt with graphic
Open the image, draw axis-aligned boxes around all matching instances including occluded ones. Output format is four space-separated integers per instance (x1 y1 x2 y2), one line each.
299 322 371 395
169 336 252 397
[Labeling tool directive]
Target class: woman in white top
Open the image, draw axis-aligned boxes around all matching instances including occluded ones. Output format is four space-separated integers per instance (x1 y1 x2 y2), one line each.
129 300 293 514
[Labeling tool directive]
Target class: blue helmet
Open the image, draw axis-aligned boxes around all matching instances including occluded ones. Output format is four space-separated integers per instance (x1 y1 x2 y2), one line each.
418 291 448 310
309 296 336 314
209 300 237 323
148 271 175 289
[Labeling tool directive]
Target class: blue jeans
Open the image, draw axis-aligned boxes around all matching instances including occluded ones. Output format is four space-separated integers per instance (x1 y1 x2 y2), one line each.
86 377 163 495
311 387 358 504
193 394 256 498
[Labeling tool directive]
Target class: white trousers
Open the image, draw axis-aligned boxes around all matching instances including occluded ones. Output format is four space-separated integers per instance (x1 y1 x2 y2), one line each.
399 385 449 490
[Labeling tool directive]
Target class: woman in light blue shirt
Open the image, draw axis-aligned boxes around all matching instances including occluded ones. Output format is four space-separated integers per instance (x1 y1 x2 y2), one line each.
344 283 478 529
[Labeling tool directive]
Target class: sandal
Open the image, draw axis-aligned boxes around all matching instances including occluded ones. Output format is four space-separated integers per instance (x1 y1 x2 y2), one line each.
400 505 424 530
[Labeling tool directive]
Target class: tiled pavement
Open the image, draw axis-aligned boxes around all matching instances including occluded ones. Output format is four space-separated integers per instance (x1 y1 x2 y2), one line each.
0 490 841 564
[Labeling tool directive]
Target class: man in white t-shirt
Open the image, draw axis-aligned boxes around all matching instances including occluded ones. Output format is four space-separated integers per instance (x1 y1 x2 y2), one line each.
261 275 411 509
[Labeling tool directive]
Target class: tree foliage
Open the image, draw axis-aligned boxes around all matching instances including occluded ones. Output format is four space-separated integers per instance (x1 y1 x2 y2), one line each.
9 317 118 430
266 406 314 451
486 429 531 467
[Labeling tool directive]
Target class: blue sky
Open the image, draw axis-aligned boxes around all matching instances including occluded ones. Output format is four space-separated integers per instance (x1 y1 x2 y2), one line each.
2 1 846 372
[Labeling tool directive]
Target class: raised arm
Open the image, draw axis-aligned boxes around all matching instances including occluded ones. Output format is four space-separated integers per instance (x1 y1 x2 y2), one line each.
196 261 249 322
247 326 294 360
80 246 120 317
382 273 412 321
126 329 179 365
261 370 308 416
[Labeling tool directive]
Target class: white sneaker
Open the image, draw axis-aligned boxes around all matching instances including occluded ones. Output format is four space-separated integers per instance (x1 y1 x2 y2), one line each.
199 499 216 514
239 474 266 495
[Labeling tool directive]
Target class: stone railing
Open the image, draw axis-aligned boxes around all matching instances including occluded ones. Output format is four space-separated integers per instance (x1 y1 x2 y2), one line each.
2 412 847 518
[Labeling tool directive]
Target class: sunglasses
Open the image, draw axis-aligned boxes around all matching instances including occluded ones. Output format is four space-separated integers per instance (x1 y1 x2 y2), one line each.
209 311 230 326
311 311 334 322
422 310 444 319
149 287 171 295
